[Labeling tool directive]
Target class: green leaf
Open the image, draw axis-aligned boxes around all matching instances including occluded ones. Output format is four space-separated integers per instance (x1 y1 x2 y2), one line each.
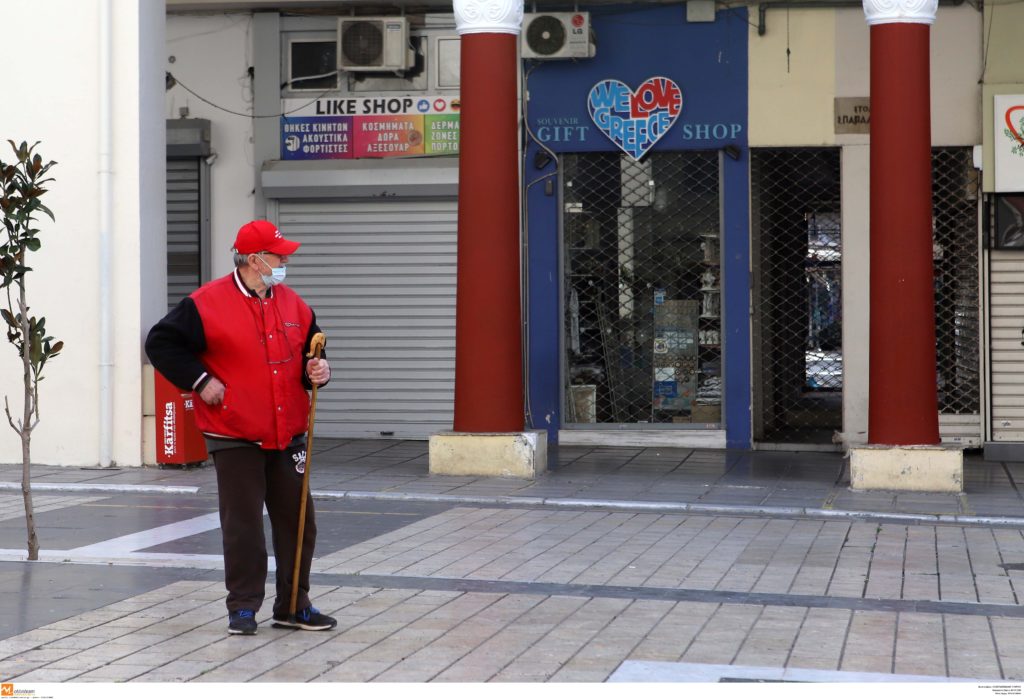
25 238 39 252
29 332 41 367
35 203 53 222
0 308 14 327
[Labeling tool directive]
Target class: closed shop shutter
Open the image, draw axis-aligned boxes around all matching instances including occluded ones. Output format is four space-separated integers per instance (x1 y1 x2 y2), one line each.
932 148 982 446
278 198 457 439
989 250 1024 442
166 159 202 308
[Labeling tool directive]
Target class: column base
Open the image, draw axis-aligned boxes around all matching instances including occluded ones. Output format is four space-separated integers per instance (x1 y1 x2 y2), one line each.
428 430 547 479
849 444 963 493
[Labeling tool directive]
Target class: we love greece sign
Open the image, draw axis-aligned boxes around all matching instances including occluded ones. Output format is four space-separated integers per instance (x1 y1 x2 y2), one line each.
587 77 682 160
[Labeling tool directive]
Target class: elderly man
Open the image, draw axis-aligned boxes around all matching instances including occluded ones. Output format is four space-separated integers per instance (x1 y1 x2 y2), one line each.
146 219 336 636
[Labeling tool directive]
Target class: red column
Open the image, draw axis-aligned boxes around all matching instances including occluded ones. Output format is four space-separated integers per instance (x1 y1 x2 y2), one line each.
868 20 940 445
452 30 524 432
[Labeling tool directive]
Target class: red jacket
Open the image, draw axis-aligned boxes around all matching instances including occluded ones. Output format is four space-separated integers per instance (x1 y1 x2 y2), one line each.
190 273 314 450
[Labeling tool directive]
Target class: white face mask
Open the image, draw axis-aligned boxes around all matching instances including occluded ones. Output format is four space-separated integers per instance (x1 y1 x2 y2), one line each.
255 254 287 286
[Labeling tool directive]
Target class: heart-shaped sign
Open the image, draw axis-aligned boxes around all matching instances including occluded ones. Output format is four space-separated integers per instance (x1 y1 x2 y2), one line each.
587 77 682 161
1005 105 1024 148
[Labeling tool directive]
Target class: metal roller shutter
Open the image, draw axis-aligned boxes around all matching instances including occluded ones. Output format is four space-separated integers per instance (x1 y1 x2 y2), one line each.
989 250 1024 442
166 159 201 308
278 199 457 439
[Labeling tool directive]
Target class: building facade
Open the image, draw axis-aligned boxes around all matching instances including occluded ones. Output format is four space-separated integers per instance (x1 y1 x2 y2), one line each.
1 0 1021 466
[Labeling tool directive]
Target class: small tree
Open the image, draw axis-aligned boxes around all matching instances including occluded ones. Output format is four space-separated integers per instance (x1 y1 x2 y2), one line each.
0 141 62 561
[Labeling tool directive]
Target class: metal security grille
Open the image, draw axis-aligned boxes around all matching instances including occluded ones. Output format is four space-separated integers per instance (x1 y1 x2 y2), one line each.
751 148 842 444
932 147 980 420
563 151 723 426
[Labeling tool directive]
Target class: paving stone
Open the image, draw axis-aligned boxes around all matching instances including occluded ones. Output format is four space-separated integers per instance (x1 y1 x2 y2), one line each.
6 667 81 681
130 659 222 682
72 663 151 681
312 658 394 682
733 606 806 667
431 595 586 681
787 607 850 671
893 612 946 677
255 660 339 682
839 610 895 674
5 647 78 664
682 604 762 665
945 615 1003 680
537 599 671 682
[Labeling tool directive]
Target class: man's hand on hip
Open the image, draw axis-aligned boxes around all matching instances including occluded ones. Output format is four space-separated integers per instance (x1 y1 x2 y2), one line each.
200 377 226 405
306 358 330 386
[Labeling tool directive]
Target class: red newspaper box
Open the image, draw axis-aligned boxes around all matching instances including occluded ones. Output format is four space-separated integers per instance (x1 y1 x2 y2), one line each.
154 370 209 467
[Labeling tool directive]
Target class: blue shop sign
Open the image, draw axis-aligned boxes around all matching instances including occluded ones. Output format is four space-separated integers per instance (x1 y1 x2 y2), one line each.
525 5 747 153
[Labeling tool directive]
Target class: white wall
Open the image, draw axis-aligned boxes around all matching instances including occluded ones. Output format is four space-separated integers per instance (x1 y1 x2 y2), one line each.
840 146 870 446
751 5 982 147
165 13 257 277
835 5 982 147
0 1 165 466
748 11 836 146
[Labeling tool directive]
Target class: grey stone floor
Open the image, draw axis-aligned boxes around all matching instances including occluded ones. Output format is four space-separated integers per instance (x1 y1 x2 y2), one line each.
0 441 1023 683
2 440 1021 521
3 504 1024 682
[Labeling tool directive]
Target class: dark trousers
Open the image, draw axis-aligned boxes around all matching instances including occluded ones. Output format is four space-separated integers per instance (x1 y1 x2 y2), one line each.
212 445 316 616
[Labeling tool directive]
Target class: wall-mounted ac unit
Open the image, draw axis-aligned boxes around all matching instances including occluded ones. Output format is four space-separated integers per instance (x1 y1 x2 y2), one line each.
338 16 414 72
522 12 595 60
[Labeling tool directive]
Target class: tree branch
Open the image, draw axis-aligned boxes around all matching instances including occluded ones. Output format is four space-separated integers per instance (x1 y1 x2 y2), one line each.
4 396 23 436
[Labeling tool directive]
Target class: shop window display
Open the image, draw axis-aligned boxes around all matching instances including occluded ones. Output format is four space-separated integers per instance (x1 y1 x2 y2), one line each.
563 151 722 425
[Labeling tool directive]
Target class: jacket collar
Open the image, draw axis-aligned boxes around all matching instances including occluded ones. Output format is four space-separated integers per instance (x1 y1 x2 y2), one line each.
233 268 272 299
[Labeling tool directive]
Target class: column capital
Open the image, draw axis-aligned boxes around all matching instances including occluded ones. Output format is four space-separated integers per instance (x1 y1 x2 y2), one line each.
863 0 937 26
454 0 523 35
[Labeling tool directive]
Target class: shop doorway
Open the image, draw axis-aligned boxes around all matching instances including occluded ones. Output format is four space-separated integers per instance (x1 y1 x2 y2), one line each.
751 148 843 445
932 148 981 444
278 197 458 440
562 151 723 427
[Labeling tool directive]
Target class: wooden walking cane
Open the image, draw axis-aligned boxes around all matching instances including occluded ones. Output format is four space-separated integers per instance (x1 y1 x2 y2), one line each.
289 332 326 620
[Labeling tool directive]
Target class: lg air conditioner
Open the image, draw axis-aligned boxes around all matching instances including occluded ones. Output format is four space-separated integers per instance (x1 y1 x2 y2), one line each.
522 12 595 60
338 16 414 72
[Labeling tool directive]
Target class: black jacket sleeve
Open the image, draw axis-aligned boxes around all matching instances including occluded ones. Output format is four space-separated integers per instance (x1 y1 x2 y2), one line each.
144 297 209 391
301 310 329 390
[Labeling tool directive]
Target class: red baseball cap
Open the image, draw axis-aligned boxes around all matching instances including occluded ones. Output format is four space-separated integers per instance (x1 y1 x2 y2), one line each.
233 220 300 256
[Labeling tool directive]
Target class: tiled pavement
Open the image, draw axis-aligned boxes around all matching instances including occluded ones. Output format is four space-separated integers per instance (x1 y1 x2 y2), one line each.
5 440 1024 521
2 440 1024 682
1 577 1019 682
6 442 1024 523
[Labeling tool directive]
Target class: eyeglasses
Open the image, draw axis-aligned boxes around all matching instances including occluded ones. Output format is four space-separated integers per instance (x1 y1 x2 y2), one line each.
256 251 289 265
249 297 296 366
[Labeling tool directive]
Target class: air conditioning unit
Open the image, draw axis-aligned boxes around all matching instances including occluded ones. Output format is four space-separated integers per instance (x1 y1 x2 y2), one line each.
338 16 414 72
522 12 595 60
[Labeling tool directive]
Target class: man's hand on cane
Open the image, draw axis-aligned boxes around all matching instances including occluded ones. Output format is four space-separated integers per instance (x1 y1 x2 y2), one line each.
306 358 330 386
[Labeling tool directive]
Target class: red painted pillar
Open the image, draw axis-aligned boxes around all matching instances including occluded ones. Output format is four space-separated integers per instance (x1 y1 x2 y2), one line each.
452 0 524 432
865 0 940 445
